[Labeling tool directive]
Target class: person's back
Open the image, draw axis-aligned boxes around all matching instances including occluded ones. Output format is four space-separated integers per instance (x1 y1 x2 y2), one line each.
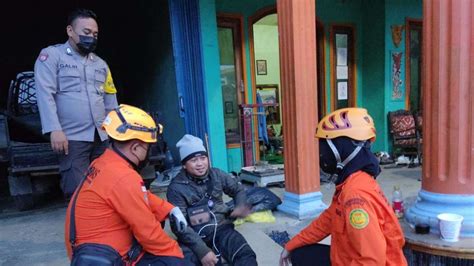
65 149 146 257
334 171 406 265
65 104 189 266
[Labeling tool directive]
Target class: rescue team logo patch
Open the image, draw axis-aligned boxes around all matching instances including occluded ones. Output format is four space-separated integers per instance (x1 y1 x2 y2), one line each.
349 208 369 229
344 198 368 208
38 53 48 62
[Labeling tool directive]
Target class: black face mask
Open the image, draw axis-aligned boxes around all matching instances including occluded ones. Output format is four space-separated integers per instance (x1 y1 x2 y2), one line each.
77 35 97 54
319 139 338 175
111 142 151 172
319 137 381 185
136 145 151 171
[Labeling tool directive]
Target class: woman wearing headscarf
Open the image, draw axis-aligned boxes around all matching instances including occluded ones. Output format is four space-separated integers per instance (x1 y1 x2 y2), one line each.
280 108 407 266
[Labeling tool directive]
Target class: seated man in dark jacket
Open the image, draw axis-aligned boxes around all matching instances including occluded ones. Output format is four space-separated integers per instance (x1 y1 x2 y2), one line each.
166 134 258 266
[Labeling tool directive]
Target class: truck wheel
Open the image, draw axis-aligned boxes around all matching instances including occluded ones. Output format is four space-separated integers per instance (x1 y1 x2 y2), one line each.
139 165 157 190
13 194 34 211
8 174 34 211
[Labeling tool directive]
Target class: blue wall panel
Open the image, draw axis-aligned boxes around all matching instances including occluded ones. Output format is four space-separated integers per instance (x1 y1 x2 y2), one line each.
169 0 209 141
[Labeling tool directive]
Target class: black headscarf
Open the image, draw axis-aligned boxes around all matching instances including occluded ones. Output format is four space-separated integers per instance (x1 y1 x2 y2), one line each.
319 137 381 185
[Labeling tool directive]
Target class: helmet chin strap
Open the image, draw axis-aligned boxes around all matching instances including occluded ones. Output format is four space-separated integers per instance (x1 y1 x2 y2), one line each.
326 139 364 173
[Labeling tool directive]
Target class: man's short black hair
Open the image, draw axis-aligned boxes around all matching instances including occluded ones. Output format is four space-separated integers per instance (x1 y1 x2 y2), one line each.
67 8 98 26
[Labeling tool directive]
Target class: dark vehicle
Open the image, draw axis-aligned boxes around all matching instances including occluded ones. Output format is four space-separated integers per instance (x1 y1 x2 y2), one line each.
1 72 169 210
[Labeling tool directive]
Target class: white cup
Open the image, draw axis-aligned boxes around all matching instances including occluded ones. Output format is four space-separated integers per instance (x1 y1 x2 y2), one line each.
437 213 464 242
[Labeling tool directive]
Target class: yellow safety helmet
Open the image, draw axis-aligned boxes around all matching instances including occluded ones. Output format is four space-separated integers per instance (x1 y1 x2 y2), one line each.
315 108 376 142
102 104 162 143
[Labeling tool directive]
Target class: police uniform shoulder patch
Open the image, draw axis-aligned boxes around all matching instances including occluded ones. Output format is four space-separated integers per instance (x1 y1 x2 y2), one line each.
349 208 369 229
104 70 117 94
38 53 48 62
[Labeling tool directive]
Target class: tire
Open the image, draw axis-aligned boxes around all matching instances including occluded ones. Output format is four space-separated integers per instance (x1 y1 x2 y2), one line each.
140 165 157 190
8 174 34 211
13 193 34 211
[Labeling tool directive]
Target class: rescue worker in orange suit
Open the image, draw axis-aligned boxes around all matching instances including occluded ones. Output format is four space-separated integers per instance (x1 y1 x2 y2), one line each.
280 108 407 266
64 104 192 266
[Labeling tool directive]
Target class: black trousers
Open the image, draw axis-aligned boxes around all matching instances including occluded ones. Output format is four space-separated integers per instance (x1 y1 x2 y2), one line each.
58 134 107 199
136 253 193 266
71 245 190 266
181 224 257 266
290 243 331 266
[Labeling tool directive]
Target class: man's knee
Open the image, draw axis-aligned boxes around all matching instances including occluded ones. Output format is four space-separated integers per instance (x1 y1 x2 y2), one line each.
136 252 192 266
58 141 94 197
229 242 256 266
179 244 200 265
59 159 81 197
222 230 256 266
290 244 330 266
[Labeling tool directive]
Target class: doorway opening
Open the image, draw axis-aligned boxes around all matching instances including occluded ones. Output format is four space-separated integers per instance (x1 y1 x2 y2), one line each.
251 11 283 165
317 21 327 120
249 9 326 165
217 14 247 171
405 19 423 113
330 25 356 110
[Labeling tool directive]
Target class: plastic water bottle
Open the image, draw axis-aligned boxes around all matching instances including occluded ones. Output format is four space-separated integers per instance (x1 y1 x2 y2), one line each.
392 186 404 218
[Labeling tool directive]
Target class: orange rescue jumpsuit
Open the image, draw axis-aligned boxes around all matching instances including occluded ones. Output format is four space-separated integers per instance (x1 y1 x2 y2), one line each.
65 148 183 260
285 171 407 265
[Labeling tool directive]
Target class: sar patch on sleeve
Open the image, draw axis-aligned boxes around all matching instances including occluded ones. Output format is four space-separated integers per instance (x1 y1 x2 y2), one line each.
38 53 48 62
349 208 369 229
344 197 368 208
